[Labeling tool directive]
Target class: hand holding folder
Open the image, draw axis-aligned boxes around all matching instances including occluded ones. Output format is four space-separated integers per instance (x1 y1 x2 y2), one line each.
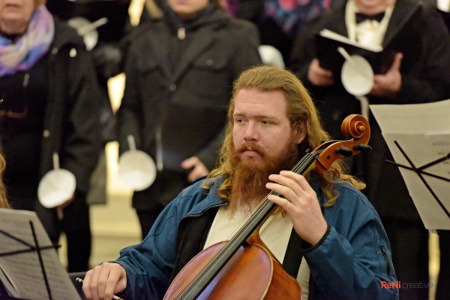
314 29 396 76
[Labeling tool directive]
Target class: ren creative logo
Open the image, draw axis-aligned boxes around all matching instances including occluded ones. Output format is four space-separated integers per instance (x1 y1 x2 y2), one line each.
381 281 433 289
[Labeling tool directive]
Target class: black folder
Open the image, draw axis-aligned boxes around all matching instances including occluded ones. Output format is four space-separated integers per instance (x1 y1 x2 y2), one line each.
314 29 396 76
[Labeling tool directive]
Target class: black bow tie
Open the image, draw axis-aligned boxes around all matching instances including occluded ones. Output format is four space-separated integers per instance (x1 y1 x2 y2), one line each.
355 12 385 24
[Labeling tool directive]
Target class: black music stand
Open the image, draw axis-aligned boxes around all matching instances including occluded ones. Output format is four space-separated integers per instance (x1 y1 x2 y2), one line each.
370 99 450 233
0 209 81 300
386 141 450 233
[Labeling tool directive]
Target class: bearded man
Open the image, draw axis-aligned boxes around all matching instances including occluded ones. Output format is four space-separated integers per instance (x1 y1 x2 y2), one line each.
82 65 398 300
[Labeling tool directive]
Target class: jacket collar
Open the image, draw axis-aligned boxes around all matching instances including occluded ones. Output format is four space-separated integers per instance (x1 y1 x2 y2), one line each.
382 0 421 47
184 177 228 217
148 7 229 81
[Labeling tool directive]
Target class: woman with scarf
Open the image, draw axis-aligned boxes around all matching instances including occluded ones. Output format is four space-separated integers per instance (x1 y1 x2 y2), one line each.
0 0 103 272
119 0 261 239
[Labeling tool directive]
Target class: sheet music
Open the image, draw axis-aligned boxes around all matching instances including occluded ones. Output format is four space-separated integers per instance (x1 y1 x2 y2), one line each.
0 208 81 300
370 99 450 231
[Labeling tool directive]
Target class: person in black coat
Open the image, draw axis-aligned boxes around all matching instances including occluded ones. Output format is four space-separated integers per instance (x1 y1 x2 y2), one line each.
119 0 261 239
0 0 103 272
289 0 450 299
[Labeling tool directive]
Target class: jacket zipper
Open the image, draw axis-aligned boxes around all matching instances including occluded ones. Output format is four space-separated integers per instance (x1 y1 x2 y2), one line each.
380 245 393 281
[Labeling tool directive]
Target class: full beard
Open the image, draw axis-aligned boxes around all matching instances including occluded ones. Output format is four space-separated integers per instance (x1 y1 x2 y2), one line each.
228 138 299 217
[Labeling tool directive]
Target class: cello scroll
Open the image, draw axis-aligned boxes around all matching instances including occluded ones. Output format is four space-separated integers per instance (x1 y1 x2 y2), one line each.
314 114 371 174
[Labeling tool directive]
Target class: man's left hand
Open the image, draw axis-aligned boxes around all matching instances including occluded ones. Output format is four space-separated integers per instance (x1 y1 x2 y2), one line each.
266 171 328 246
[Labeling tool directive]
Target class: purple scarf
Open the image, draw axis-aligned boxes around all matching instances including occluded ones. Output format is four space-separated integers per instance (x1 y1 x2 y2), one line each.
0 6 54 77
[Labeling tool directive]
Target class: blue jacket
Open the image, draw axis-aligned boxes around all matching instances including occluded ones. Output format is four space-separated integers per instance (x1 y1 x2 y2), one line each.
115 175 399 299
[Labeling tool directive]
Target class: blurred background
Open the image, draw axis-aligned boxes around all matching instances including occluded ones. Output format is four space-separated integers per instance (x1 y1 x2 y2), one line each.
56 1 441 299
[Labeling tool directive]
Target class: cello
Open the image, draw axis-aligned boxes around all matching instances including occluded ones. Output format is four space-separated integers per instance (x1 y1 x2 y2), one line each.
164 114 371 300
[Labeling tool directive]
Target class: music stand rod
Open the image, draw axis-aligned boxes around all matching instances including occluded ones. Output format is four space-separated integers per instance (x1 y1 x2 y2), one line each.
30 221 53 300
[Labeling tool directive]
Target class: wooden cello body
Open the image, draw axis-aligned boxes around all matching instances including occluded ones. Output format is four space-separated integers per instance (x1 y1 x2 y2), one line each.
164 114 371 300
165 236 301 300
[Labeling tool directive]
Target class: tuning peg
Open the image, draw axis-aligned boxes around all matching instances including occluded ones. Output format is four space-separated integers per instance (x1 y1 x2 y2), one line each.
336 146 353 157
354 144 372 153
